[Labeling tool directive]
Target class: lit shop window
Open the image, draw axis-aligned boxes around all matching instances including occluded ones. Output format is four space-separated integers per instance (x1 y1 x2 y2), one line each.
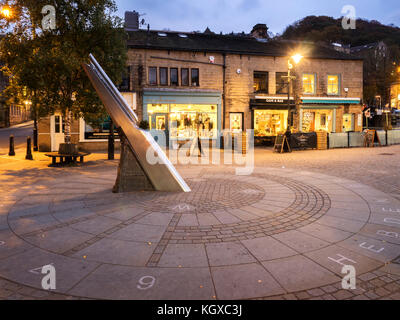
327 75 340 95
169 104 217 139
303 74 316 94
253 72 269 93
147 104 217 139
230 113 243 132
254 110 288 136
302 109 333 132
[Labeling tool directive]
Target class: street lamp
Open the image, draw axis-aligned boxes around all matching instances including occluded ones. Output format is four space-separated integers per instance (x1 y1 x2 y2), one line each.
0 7 12 18
283 54 303 133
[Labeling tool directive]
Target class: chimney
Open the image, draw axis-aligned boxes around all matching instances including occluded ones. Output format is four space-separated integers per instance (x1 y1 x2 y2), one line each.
251 24 269 40
125 11 139 30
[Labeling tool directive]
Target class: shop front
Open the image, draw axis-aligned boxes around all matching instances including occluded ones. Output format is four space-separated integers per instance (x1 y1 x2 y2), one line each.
143 90 222 146
300 97 362 133
300 107 336 133
250 98 294 145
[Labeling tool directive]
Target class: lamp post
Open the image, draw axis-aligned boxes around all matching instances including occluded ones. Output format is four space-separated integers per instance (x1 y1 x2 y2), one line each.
283 54 303 134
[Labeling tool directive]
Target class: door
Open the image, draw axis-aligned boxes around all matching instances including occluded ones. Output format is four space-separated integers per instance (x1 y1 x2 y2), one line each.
50 114 65 151
230 112 243 132
343 113 355 132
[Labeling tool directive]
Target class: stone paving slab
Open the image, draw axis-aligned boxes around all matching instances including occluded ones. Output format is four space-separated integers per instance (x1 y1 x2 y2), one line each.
262 255 341 292
68 264 216 300
211 263 285 299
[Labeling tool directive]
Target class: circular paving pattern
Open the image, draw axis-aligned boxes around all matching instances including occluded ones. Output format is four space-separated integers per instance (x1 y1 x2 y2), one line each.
0 166 399 300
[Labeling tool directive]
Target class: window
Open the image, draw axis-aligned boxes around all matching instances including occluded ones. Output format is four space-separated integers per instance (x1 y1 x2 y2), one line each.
303 74 316 94
159 67 168 86
191 68 199 86
302 109 333 132
254 72 269 93
148 67 157 85
54 115 64 133
230 113 243 132
170 68 179 86
276 72 288 94
181 68 189 86
327 75 340 95
119 67 131 91
254 110 288 136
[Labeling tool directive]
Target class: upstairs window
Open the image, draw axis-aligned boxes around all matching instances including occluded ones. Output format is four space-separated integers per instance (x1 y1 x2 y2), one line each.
148 67 157 85
327 74 340 95
275 72 288 94
303 74 316 94
170 68 179 86
254 71 269 94
159 67 168 86
119 67 131 91
191 68 199 86
181 68 189 86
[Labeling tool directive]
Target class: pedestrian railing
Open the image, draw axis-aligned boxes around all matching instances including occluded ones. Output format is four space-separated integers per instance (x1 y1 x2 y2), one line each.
328 129 400 149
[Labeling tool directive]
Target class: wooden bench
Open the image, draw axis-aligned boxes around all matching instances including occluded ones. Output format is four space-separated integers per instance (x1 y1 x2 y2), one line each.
45 152 91 166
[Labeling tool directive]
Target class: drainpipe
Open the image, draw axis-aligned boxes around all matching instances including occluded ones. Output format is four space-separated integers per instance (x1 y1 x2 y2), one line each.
222 53 226 129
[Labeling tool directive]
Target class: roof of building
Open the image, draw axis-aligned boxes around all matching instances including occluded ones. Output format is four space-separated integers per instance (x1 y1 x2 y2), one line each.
350 41 387 54
127 30 363 61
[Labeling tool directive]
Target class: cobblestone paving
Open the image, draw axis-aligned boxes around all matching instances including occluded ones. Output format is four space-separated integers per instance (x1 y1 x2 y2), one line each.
0 146 400 300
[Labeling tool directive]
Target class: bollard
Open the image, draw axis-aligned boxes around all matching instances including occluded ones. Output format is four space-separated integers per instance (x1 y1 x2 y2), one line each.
108 120 115 160
33 127 38 151
9 135 15 156
25 136 33 160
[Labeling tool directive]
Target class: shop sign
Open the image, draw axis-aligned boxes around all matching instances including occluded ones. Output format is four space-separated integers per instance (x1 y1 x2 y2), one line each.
290 133 317 150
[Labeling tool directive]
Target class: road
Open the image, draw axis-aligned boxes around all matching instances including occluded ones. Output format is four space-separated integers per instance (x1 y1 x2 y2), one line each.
0 121 33 154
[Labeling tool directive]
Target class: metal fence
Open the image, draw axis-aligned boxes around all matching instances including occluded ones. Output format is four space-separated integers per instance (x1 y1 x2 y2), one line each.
328 129 400 149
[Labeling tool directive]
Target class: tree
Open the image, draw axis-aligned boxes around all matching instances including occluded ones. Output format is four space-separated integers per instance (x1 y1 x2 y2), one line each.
0 0 127 145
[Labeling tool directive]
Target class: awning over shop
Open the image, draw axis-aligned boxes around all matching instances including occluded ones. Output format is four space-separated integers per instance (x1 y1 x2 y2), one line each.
301 97 361 104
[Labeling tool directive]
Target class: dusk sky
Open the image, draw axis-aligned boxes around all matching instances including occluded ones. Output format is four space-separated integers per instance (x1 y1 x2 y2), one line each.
115 0 400 35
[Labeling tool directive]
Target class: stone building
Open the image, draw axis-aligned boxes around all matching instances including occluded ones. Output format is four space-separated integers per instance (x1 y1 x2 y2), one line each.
38 14 363 151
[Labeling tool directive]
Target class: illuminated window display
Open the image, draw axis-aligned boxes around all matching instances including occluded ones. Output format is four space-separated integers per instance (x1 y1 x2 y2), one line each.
230 113 243 132
302 109 333 132
147 104 217 139
254 110 288 136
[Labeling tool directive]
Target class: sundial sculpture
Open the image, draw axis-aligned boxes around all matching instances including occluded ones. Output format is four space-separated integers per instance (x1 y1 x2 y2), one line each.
83 54 191 193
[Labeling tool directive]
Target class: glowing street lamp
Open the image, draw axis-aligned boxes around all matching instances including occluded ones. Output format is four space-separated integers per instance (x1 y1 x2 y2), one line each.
291 54 303 65
0 7 12 18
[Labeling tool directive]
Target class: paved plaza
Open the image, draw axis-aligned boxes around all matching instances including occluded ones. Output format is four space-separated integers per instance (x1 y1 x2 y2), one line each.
0 142 400 300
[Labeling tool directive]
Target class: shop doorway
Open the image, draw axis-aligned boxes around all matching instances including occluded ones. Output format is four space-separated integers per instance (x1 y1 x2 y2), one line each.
343 113 355 132
50 114 65 151
230 112 244 132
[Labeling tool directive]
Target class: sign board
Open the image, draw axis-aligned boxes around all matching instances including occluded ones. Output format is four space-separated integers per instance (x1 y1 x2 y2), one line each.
274 134 291 153
290 133 318 150
363 129 382 147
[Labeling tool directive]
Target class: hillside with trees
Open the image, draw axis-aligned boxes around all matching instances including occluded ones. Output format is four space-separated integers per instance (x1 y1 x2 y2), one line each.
280 16 400 106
